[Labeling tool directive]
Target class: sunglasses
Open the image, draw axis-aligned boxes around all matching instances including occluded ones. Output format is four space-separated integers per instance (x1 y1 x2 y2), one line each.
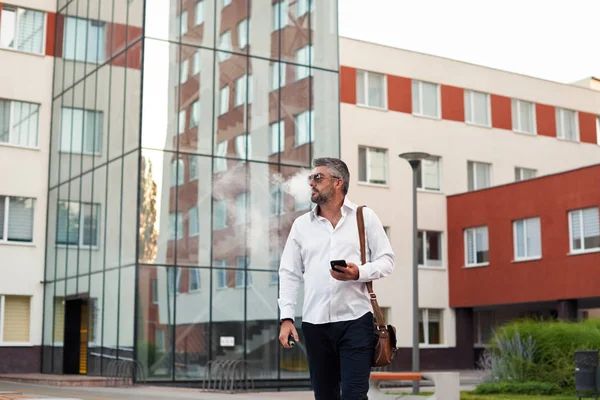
307 173 341 183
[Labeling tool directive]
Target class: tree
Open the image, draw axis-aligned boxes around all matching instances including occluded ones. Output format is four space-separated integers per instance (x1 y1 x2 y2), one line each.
139 156 158 263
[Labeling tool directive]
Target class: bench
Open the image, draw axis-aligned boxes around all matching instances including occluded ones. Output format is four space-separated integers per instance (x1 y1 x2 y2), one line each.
368 371 460 400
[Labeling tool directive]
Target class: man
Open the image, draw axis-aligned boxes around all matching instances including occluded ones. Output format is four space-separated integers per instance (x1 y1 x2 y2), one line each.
278 157 395 400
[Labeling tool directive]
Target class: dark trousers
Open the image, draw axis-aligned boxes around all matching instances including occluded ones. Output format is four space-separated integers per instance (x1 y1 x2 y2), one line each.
302 312 376 400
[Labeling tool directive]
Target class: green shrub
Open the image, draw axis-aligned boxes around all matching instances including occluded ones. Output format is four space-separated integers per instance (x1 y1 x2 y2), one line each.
479 318 600 390
474 381 561 395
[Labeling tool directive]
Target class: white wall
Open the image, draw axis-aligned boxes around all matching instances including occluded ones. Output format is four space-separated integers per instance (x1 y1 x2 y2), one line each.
340 37 600 348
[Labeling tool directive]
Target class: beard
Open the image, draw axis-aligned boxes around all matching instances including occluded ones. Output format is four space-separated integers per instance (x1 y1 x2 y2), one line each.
311 187 331 205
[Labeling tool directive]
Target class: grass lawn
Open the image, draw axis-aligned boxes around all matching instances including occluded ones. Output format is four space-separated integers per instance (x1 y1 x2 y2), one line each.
389 391 581 399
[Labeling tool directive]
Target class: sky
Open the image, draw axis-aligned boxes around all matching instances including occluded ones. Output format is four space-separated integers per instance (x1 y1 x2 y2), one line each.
338 0 600 84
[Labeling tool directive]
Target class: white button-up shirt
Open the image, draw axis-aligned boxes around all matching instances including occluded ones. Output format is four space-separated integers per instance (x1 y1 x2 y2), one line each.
278 197 395 325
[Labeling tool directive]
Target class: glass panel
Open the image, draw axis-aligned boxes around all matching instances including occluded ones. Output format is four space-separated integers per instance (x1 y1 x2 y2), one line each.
571 210 582 250
119 266 135 360
311 0 338 71
583 208 600 250
102 268 119 373
422 82 438 118
423 158 440 190
246 271 280 380
45 190 57 281
42 282 55 373
280 63 310 166
356 71 365 106
312 68 340 160
211 266 244 365
177 155 212 267
247 57 276 163
0 8 16 48
476 228 489 263
464 91 472 122
174 267 210 380
6 196 34 242
515 220 525 259
11 101 40 147
426 231 442 267
358 147 366 182
248 0 278 60
368 73 385 108
428 309 442 344
412 80 420 114
87 272 103 376
90 164 107 273
104 158 123 269
52 280 65 373
526 217 541 257
417 231 424 265
138 265 175 380
473 91 488 125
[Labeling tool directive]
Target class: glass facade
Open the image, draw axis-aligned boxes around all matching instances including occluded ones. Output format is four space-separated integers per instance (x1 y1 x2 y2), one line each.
42 0 340 385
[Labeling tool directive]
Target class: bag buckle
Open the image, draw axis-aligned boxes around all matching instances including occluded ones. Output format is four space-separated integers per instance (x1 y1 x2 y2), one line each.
369 293 377 299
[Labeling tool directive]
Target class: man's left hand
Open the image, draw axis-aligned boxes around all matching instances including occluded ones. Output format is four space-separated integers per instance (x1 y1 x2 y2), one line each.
330 262 359 281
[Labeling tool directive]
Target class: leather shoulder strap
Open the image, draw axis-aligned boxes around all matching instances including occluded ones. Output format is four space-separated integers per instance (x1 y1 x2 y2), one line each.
357 205 386 327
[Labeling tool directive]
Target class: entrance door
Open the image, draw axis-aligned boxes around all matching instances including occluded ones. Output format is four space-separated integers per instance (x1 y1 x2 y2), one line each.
63 298 89 374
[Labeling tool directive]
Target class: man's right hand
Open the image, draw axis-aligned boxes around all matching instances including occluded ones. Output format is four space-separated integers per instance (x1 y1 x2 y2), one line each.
279 320 299 349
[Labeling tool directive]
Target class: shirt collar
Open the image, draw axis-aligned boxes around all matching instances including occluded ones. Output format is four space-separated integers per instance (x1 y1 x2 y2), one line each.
310 196 357 221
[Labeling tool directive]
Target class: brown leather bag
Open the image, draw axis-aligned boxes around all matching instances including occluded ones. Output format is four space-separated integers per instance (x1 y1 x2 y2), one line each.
357 205 397 368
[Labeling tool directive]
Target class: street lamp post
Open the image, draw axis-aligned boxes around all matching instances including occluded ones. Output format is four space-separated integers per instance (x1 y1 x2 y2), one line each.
399 151 430 395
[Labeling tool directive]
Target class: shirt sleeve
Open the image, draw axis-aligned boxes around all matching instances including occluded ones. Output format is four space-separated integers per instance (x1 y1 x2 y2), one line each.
356 207 395 282
277 221 304 321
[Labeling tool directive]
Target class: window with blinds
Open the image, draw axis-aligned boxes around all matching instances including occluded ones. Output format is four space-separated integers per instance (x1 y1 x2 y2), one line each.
513 217 542 260
412 80 440 118
0 99 41 148
511 99 536 134
465 226 489 266
2 295 31 343
556 108 579 142
0 196 35 243
569 207 600 252
0 6 45 54
59 107 103 155
467 161 491 191
56 201 100 247
63 17 106 63
358 146 388 185
465 90 490 126
415 156 441 191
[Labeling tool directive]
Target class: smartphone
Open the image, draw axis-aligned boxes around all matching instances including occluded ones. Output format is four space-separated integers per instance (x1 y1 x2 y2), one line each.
330 259 347 273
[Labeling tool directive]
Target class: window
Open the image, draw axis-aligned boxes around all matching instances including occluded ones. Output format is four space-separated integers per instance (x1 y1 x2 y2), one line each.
511 99 536 134
513 217 541 260
474 311 495 346
214 141 228 173
195 1 204 25
295 110 314 146
171 158 183 186
414 157 441 191
236 193 247 224
0 295 31 343
169 212 183 240
412 80 440 118
193 51 201 75
214 199 227 229
56 202 100 247
214 260 227 289
180 59 188 84
467 161 491 191
0 6 45 54
297 0 315 16
464 90 490 126
272 0 289 31
569 207 600 253
64 17 106 63
236 256 252 288
235 134 251 160
151 279 158 304
295 45 313 81
271 63 286 91
515 167 536 181
419 309 443 345
237 19 248 49
356 70 386 109
358 147 387 185
0 196 34 243
60 107 103 155
270 185 284 216
189 157 198 181
465 226 489 266
167 268 182 295
178 109 186 134
218 31 231 61
0 99 40 148
556 108 579 142
190 100 200 129
235 75 253 106
269 120 285 154
219 86 229 116
189 207 199 237
179 11 188 35
417 231 442 267
189 269 200 291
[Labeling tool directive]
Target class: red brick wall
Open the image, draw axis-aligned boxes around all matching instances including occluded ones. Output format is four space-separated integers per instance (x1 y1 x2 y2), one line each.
535 103 556 137
448 164 600 308
490 94 512 130
441 85 464 122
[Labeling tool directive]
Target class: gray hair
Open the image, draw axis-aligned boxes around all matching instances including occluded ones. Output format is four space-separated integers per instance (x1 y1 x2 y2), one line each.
313 157 350 195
